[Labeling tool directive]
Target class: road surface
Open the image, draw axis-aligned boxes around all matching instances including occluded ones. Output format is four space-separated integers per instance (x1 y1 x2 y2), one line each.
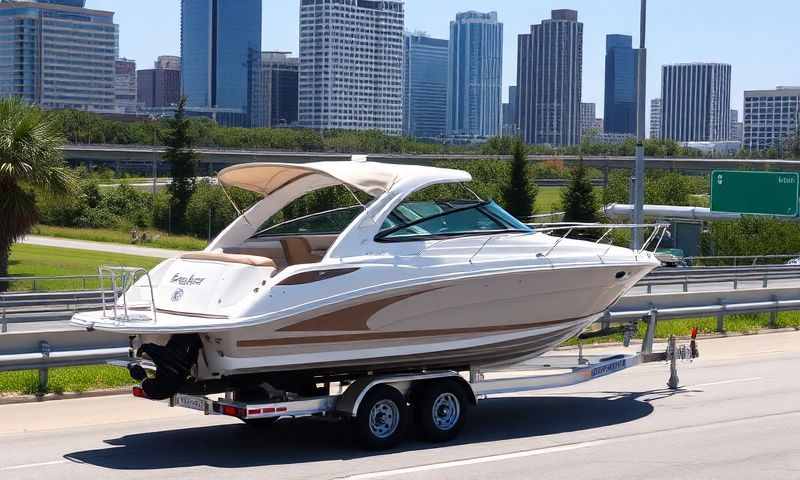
21 235 183 259
0 332 798 479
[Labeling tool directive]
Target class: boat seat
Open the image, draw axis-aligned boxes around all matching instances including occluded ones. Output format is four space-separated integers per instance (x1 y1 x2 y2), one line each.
280 237 322 266
180 252 276 268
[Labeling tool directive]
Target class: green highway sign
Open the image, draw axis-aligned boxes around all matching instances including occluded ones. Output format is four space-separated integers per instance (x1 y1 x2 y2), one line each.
710 170 800 217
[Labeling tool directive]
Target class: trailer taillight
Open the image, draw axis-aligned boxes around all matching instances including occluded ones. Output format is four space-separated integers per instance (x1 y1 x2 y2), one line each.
132 386 146 398
221 405 243 417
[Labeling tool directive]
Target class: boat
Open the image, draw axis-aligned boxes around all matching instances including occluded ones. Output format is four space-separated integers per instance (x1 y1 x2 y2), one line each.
71 158 662 399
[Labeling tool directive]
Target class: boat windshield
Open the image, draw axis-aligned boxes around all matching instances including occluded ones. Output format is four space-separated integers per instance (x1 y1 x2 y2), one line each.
376 200 532 242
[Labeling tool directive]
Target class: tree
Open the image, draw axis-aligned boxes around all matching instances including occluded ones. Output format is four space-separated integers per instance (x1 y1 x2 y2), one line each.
163 97 197 232
562 160 599 223
0 98 76 291
502 138 537 220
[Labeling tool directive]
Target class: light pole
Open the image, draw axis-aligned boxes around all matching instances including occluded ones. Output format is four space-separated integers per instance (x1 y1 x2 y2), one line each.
632 0 647 249
149 114 159 219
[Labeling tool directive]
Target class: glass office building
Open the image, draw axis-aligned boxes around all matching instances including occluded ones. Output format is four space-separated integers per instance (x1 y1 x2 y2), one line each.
603 34 639 135
261 51 298 127
447 11 503 138
661 63 731 141
743 87 800 151
0 0 118 112
403 33 448 139
180 0 264 127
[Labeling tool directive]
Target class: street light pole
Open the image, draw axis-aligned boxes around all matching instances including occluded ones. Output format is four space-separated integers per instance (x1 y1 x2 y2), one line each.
632 0 647 250
149 115 159 220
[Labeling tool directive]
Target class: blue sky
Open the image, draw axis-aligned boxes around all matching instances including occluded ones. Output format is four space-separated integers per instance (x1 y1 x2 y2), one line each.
94 0 800 117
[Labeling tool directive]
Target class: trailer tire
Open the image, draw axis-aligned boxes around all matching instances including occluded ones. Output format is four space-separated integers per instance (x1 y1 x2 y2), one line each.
354 384 408 450
416 380 468 443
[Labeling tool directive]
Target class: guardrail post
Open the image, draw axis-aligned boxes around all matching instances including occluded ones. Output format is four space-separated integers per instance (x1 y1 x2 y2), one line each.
769 295 778 328
1 306 6 333
38 341 51 397
667 336 679 390
763 273 768 289
641 310 658 354
716 298 726 333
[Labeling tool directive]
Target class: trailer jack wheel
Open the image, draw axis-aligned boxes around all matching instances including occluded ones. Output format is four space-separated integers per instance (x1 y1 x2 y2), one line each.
354 384 408 450
416 380 468 443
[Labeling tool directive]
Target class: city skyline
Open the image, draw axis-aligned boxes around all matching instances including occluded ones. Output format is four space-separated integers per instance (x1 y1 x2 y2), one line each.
90 0 800 124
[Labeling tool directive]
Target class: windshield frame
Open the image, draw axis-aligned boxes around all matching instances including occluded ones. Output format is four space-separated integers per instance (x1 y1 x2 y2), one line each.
251 205 366 238
374 200 532 243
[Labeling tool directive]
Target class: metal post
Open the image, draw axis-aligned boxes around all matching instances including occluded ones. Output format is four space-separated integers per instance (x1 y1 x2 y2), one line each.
631 0 647 250
1 307 6 333
716 298 725 333
151 117 159 220
769 295 778 328
38 341 51 397
641 310 658 354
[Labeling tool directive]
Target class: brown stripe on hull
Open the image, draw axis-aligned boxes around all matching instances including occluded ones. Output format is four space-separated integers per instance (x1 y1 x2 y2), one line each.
238 314 594 348
277 287 445 332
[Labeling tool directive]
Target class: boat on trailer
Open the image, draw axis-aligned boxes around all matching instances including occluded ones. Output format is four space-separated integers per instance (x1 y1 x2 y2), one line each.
72 157 683 448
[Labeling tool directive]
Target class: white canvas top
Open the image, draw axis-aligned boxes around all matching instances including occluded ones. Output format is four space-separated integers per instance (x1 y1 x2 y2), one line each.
217 160 472 197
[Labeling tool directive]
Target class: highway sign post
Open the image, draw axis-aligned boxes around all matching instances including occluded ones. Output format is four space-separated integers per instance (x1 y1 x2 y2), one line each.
710 171 800 217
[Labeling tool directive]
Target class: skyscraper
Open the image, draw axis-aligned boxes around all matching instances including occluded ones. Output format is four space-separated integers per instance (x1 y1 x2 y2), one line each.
180 0 263 127
743 86 800 151
730 109 743 141
138 56 181 110
447 11 503 138
262 51 298 127
114 58 137 114
661 63 732 141
517 10 583 146
403 33 448 139
604 34 639 135
650 98 662 139
502 85 518 136
580 102 597 136
299 0 404 134
0 0 118 112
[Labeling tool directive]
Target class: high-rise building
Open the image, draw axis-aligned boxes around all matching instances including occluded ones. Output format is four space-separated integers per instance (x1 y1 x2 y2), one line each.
517 10 583 146
299 0 404 134
502 85 518 136
114 58 137 114
262 51 298 127
661 63 732 141
180 0 263 127
403 33 448 139
155 55 181 71
743 86 800 151
580 102 597 137
729 109 743 141
0 0 118 112
447 11 503 138
137 56 181 110
650 98 662 139
604 34 639 135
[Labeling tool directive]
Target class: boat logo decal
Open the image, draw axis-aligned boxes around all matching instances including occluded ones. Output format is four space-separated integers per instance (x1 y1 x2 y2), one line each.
171 288 185 302
170 273 206 286
590 359 626 378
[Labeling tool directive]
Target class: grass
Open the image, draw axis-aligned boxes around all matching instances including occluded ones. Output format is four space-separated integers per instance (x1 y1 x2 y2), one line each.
7 243 162 291
534 186 605 215
32 225 207 251
0 366 134 396
564 311 800 346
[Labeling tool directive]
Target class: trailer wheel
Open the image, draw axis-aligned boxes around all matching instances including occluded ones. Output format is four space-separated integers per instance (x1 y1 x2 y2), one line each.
354 384 408 450
416 380 468 442
242 417 278 428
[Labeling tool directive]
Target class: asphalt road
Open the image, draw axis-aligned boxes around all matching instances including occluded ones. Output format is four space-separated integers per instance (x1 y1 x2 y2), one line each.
21 235 181 259
0 332 798 480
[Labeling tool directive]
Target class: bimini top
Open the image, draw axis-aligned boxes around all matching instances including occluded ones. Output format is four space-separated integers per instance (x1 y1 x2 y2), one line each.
218 160 472 197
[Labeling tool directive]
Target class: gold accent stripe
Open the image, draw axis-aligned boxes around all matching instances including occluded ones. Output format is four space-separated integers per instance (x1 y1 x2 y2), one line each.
238 317 583 348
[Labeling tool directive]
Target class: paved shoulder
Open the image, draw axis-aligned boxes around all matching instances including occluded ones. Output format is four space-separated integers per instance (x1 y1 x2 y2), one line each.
22 236 185 259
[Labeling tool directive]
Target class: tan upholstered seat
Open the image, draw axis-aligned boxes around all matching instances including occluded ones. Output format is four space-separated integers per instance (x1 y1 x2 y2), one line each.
180 252 276 268
280 238 322 266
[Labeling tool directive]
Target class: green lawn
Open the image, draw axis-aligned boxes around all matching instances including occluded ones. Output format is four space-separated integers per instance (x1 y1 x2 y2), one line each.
32 225 207 251
7 243 162 291
0 366 134 396
534 186 604 215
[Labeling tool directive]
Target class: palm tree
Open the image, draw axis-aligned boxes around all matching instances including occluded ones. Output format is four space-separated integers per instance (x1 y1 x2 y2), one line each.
0 98 76 291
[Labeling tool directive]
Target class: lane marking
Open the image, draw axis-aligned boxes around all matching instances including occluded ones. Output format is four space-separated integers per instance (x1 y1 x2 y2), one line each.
343 441 603 479
342 409 800 480
687 377 763 388
0 460 69 472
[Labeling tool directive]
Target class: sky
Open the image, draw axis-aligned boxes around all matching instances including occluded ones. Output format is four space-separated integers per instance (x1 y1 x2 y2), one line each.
93 0 800 120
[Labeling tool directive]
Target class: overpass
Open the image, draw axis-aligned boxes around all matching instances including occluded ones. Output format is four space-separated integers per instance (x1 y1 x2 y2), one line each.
61 144 800 176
